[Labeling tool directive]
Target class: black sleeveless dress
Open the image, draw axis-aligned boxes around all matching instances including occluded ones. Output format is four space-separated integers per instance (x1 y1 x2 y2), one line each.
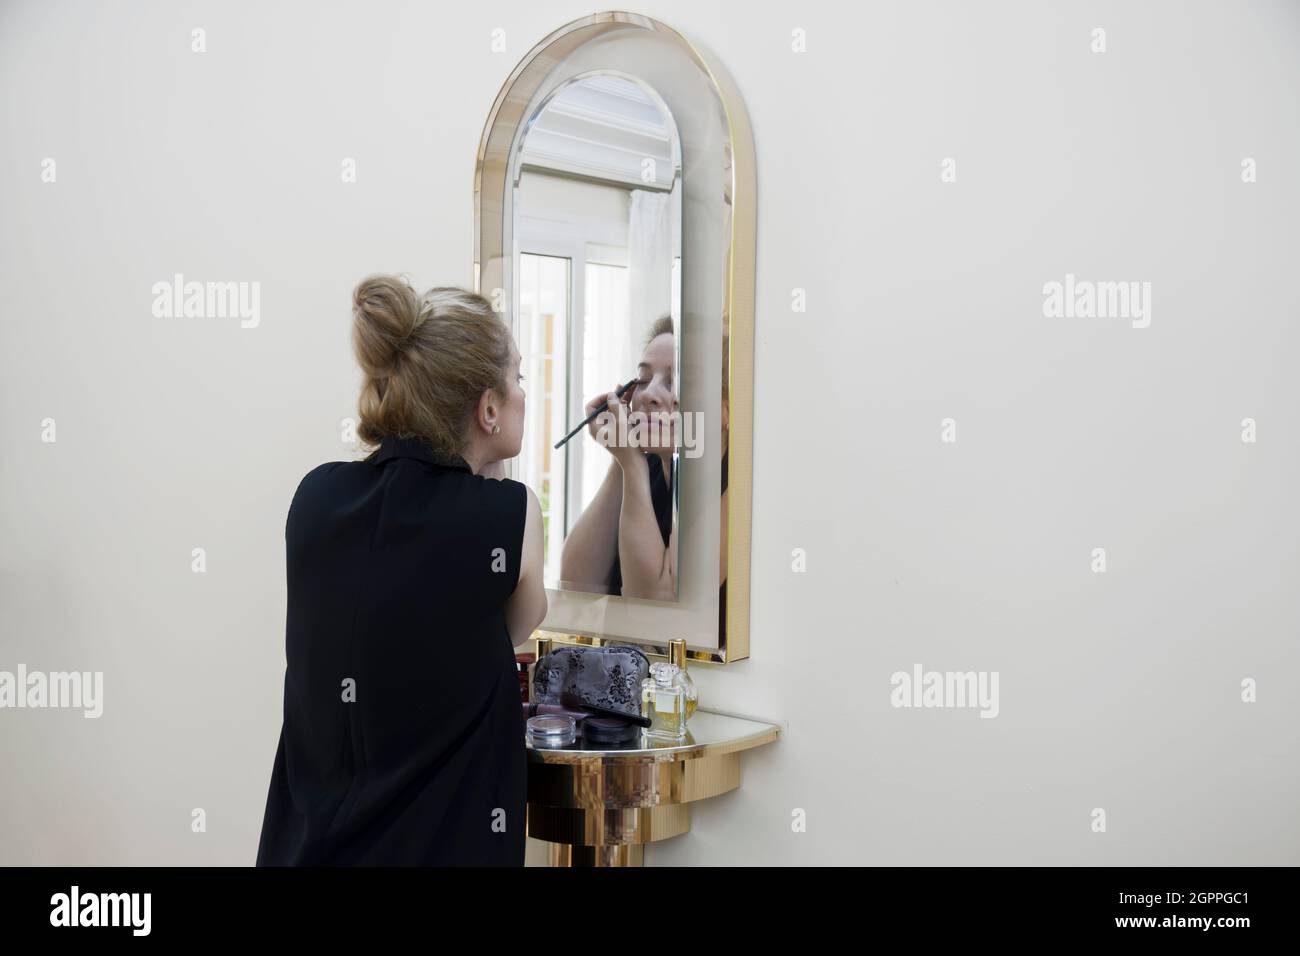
256 434 529 866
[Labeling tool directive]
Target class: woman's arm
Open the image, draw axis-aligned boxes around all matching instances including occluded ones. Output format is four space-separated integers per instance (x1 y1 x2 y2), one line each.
558 457 623 590
505 486 548 646
558 388 635 591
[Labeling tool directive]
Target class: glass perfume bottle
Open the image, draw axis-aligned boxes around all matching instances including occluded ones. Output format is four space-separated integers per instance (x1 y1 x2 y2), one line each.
668 639 698 721
641 662 687 739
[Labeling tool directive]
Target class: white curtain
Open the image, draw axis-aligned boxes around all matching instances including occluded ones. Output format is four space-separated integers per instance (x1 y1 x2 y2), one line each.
579 263 630 516
627 189 674 363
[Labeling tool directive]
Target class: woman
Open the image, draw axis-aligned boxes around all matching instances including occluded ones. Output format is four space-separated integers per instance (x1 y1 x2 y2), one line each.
560 316 678 601
256 276 547 866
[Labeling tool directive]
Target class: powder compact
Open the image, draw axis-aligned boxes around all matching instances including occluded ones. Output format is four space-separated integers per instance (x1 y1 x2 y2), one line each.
581 716 641 746
526 714 576 748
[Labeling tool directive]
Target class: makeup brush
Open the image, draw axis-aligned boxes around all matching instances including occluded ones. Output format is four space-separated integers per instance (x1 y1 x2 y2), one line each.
560 691 652 728
553 375 642 450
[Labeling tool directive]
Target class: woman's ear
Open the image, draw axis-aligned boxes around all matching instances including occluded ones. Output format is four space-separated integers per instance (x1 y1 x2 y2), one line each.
475 386 499 434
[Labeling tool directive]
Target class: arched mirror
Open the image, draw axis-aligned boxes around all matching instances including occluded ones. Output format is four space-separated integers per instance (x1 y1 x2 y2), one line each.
475 12 754 663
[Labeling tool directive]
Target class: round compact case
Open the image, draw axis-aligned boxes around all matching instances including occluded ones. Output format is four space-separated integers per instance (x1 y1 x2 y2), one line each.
581 716 641 746
526 714 576 748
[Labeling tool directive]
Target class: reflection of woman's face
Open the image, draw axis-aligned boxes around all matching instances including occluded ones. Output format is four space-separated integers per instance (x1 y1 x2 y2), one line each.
628 332 676 452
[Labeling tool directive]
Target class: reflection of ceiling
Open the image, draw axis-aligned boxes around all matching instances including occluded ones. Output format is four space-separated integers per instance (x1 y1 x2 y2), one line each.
520 75 677 190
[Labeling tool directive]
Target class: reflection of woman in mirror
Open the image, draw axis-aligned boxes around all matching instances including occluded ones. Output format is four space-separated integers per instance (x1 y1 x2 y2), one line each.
717 326 730 633
561 315 677 600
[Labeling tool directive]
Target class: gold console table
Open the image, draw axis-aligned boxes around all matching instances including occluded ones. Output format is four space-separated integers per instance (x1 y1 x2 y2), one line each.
525 709 780 866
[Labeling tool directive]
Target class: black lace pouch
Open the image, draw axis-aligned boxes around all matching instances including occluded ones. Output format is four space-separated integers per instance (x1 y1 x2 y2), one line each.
532 644 650 719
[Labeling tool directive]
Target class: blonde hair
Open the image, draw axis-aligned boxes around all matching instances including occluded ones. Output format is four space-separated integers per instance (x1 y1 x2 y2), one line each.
351 275 512 458
644 313 673 348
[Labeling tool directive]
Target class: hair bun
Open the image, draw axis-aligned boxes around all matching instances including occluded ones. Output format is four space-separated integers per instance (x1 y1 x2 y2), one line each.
350 276 509 453
351 274 422 376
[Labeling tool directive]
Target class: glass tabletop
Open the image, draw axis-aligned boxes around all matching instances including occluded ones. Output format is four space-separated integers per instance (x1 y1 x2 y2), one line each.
524 708 779 760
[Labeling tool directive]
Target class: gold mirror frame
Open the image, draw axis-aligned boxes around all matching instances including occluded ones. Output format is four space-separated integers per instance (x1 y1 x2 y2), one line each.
473 11 754 664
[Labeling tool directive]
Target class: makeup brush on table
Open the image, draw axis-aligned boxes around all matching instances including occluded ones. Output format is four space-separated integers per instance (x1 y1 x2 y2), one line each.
560 691 652 728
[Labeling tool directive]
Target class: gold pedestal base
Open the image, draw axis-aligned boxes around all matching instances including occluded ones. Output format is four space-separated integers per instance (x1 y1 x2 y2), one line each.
524 709 781 867
526 752 738 867
545 842 645 867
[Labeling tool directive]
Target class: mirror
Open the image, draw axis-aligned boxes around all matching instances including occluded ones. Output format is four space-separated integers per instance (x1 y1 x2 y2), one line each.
512 74 683 600
475 12 754 662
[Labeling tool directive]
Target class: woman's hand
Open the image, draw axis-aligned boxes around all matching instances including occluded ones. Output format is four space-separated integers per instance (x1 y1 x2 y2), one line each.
585 388 643 467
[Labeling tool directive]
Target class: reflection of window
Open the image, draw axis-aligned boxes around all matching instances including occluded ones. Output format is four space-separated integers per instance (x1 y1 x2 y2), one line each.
517 243 633 589
581 261 629 513
518 253 568 573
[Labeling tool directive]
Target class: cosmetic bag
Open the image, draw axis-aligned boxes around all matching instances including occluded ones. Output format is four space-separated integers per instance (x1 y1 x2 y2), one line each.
532 644 650 719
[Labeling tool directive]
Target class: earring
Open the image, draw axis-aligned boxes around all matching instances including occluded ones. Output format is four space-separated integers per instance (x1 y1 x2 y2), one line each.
492 424 500 435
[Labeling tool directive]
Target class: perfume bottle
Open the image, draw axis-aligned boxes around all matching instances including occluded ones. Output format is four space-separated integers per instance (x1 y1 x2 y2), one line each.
641 662 687 739
668 639 698 721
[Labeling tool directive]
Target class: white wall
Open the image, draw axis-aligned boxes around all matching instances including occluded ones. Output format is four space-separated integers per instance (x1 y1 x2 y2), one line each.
1 0 1297 865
